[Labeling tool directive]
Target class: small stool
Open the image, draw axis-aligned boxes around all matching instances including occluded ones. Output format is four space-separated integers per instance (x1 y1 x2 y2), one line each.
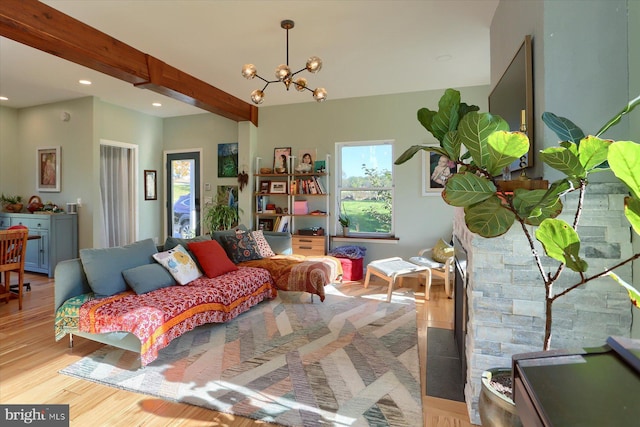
364 257 429 302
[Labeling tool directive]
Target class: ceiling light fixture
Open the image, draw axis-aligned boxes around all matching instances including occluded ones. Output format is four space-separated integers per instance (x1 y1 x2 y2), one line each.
241 19 327 105
152 102 162 107
0 96 8 101
79 79 92 85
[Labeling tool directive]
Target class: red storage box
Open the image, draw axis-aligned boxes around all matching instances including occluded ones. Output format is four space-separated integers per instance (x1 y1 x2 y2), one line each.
338 257 363 281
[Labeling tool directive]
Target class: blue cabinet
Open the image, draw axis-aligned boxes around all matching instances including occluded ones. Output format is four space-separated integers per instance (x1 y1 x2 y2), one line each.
0 213 78 277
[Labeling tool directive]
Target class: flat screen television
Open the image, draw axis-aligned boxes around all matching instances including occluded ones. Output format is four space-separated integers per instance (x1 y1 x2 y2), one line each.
489 35 534 172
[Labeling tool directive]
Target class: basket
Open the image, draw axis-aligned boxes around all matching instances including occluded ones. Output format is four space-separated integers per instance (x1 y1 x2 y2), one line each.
27 195 44 213
260 167 273 174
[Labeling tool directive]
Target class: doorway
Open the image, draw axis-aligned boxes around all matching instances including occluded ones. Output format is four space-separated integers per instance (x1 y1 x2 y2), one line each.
166 151 201 238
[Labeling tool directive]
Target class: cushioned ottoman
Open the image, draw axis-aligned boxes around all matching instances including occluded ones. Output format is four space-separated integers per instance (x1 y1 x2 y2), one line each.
338 257 363 281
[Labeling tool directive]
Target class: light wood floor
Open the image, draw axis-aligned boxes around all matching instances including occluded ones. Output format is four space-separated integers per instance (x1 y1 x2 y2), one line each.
0 273 472 427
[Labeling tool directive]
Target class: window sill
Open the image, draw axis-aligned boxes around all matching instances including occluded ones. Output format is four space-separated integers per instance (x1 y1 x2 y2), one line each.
331 236 399 244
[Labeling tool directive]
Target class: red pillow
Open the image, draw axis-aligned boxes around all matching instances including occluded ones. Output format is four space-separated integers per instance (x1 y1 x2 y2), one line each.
188 239 238 278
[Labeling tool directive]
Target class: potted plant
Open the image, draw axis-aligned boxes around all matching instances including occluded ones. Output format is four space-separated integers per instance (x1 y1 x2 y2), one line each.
338 210 351 236
396 89 640 425
1 193 23 212
203 192 242 232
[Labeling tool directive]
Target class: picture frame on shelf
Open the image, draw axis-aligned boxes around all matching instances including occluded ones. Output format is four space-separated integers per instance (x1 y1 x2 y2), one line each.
273 147 291 174
36 146 61 192
296 148 316 173
269 181 287 194
314 160 326 173
144 170 157 200
259 180 271 194
422 150 458 196
258 218 274 231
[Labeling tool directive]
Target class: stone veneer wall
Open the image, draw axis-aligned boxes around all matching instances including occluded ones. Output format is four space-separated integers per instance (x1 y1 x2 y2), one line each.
454 183 634 425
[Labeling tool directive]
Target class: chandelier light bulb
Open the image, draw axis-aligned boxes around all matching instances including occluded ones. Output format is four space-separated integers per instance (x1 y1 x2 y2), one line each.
250 89 265 104
275 64 291 81
294 77 307 92
313 87 327 102
306 56 323 73
242 64 257 79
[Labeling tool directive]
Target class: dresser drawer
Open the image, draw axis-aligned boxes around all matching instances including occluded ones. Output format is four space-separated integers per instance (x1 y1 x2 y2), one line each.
10 217 50 230
292 235 326 256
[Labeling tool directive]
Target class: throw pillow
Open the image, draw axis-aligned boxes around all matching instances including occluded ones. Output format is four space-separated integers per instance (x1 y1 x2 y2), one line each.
188 239 238 278
152 244 202 285
219 231 263 263
432 238 454 263
163 234 211 251
211 224 248 246
80 238 158 298
251 230 276 257
122 263 177 294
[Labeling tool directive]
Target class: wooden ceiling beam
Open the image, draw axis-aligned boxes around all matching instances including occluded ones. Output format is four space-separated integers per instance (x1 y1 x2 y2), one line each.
0 0 258 125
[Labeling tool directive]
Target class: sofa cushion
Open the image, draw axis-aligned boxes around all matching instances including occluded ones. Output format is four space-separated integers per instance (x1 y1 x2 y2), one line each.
153 244 202 285
211 224 248 246
220 231 263 263
163 234 211 251
262 231 293 255
122 263 177 294
80 238 158 298
188 239 238 278
251 230 276 257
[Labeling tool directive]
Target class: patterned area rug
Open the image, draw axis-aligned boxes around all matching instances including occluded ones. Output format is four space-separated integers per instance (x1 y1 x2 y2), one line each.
60 283 423 426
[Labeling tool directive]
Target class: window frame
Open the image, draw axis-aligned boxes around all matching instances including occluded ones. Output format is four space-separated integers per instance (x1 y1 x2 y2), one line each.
335 140 395 238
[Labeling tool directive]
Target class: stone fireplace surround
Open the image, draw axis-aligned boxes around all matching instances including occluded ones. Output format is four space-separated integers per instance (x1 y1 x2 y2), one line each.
453 183 634 425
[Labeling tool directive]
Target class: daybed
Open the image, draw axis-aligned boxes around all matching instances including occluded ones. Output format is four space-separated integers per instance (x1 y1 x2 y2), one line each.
54 229 342 366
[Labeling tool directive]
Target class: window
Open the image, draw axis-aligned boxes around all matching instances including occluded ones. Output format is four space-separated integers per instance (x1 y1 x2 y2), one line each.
336 140 394 237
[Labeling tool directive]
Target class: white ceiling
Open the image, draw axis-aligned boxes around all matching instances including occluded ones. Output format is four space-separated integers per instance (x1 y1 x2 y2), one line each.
0 0 499 118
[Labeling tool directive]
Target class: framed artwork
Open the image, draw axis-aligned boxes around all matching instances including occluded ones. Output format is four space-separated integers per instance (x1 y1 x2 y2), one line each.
258 218 274 231
295 148 317 173
259 180 271 193
314 160 326 173
273 147 291 173
269 181 287 194
218 142 238 178
422 150 457 196
36 146 61 192
144 170 157 200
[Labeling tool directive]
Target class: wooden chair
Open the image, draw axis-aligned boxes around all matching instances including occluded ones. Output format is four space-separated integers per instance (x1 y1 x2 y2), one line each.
0 228 29 310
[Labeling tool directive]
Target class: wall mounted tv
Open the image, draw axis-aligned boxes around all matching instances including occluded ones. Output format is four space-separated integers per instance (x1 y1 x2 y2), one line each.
489 35 534 172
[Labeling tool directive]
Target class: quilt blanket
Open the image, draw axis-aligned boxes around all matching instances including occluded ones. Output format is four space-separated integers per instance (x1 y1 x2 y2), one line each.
239 255 342 302
68 266 276 366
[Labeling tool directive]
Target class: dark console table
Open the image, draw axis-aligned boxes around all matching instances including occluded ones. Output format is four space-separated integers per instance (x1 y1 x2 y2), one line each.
513 336 640 427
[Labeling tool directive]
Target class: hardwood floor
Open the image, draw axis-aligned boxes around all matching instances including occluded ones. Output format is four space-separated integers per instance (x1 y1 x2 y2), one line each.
0 272 472 427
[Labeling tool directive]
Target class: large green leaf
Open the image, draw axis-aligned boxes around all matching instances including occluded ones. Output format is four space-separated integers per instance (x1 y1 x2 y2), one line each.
464 196 516 237
430 89 461 142
394 144 449 165
595 94 640 137
578 136 611 172
542 112 586 143
442 172 496 207
417 108 437 135
535 219 588 273
486 131 530 176
512 189 563 225
540 146 586 178
625 196 640 236
608 141 640 199
458 112 509 169
606 271 640 309
442 130 461 161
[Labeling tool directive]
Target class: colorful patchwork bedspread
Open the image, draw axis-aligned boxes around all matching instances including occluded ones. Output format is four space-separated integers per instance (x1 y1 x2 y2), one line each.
238 255 342 302
55 266 276 366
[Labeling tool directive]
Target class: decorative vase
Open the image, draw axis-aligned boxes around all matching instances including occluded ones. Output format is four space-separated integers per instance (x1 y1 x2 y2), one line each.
342 226 349 237
479 368 522 427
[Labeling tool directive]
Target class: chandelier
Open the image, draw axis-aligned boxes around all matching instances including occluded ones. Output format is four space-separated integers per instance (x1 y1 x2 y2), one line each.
241 19 327 105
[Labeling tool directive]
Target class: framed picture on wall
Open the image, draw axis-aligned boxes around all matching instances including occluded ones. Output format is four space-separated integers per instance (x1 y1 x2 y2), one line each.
422 149 457 196
144 170 157 200
218 142 238 178
36 146 61 192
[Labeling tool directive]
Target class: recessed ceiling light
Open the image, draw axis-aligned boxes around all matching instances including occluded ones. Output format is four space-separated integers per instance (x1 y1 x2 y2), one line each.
152 102 162 107
79 79 92 85
0 96 8 101
436 54 452 62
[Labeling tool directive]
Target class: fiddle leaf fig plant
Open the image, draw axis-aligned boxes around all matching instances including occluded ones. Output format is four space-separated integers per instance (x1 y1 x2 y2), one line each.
396 89 640 350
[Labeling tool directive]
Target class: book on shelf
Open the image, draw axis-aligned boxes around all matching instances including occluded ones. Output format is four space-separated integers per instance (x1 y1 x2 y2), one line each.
276 215 290 232
314 176 325 194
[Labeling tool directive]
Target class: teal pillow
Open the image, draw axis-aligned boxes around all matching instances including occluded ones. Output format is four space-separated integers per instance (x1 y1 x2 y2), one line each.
163 234 211 251
80 238 158 298
122 263 177 294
